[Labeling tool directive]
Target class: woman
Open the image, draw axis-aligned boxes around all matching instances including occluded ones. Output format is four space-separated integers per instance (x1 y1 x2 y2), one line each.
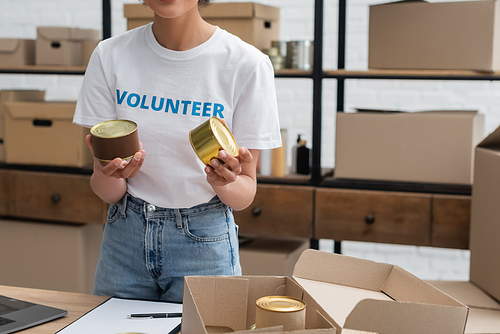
73 0 281 302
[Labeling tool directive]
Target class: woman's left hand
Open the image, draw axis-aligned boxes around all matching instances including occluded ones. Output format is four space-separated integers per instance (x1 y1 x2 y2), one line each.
205 147 253 187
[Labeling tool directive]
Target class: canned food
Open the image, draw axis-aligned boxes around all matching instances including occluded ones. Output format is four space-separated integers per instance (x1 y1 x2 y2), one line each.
189 117 239 166
255 296 306 331
90 119 140 162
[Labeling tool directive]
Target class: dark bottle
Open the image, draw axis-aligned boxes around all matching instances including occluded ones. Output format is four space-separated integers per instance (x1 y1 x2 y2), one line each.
293 134 310 175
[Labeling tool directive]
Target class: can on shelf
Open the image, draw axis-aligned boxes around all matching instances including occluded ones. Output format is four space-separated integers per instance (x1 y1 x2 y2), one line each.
189 117 239 167
90 119 140 162
255 296 306 331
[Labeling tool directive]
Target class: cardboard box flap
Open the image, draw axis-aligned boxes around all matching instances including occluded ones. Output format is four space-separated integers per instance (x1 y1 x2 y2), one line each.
4 101 76 120
0 39 20 53
465 308 500 333
200 2 280 21
344 299 468 334
293 249 393 291
477 125 500 148
428 280 500 311
383 266 465 307
189 276 248 332
37 27 99 41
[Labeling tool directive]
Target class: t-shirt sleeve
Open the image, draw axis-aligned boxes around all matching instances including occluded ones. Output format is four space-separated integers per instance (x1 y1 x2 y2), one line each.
73 45 117 128
231 57 282 150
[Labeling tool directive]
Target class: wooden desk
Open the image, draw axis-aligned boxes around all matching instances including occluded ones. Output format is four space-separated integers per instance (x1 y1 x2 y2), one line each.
0 285 108 334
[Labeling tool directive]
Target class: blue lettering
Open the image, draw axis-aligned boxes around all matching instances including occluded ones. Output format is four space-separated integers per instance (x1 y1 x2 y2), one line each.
202 102 212 117
181 100 191 115
140 95 150 110
127 93 140 108
116 90 128 105
166 99 179 114
213 103 224 118
151 96 164 112
192 101 201 116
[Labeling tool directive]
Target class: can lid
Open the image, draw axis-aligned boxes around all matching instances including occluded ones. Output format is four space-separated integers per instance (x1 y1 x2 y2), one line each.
256 296 306 313
91 120 137 139
210 117 238 157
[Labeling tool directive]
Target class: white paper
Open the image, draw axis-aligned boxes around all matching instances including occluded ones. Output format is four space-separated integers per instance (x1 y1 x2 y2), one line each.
57 297 182 334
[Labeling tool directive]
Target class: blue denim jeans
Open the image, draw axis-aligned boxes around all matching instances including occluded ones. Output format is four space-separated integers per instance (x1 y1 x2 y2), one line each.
93 193 241 302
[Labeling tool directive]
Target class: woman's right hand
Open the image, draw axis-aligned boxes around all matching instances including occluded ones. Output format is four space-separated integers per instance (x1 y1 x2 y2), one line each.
85 134 146 180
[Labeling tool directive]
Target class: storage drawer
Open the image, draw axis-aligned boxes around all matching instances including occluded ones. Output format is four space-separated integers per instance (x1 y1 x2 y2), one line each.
10 171 107 224
431 194 471 250
315 188 431 246
233 184 314 238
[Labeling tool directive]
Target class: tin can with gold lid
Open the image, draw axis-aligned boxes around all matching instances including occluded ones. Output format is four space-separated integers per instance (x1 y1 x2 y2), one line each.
255 296 306 331
189 117 239 166
90 119 140 162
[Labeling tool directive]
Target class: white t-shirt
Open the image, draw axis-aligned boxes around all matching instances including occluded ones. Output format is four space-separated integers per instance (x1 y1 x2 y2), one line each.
73 24 281 208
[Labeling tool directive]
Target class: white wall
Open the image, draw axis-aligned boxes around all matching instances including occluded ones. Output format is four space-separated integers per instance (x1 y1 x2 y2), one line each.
1 0 491 281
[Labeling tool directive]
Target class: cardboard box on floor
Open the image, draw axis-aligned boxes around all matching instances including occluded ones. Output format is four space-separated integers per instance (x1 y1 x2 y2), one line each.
239 238 309 277
334 110 485 185
182 249 468 334
3 101 93 167
36 27 99 66
0 90 45 162
369 0 500 71
124 2 280 50
0 39 35 66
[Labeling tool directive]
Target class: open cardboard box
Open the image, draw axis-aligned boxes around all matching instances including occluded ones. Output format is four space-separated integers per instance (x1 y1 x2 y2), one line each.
182 249 468 334
335 110 485 185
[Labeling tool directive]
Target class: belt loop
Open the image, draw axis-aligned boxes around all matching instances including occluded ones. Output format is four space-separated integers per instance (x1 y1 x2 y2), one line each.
119 193 128 218
175 209 182 228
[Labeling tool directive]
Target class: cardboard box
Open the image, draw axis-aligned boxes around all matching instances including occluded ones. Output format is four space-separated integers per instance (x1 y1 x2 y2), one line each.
0 39 35 66
369 0 500 71
239 238 309 277
124 2 280 50
0 90 45 162
334 110 485 185
428 281 500 333
422 124 500 333
36 27 99 66
182 249 468 334
469 124 500 304
4 101 93 167
0 219 102 294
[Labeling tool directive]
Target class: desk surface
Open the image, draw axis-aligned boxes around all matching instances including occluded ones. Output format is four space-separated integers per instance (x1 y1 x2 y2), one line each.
0 285 108 334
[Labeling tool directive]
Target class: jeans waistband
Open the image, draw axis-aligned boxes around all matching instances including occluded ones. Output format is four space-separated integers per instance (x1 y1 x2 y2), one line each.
123 193 226 217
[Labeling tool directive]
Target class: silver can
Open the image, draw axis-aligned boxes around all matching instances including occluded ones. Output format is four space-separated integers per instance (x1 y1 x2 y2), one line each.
286 40 314 71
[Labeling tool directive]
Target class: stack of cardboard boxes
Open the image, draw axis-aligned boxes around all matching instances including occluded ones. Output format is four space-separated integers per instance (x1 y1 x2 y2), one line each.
0 26 99 67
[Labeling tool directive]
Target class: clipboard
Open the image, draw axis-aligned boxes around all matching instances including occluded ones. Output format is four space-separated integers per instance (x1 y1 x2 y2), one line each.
56 297 182 334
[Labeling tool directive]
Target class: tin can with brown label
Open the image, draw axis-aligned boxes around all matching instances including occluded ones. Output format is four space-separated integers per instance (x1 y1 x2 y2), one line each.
189 117 239 166
90 119 140 162
255 296 306 331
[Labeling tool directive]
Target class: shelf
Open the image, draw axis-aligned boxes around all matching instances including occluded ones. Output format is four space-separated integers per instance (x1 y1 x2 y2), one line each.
274 69 313 79
0 65 86 75
324 69 500 81
320 176 472 196
0 163 93 175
